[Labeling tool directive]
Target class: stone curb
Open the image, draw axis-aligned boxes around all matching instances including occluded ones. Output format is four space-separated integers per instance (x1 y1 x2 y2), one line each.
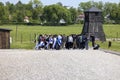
100 49 120 56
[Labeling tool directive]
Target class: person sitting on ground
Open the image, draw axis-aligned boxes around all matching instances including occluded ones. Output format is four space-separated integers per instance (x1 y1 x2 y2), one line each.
67 35 73 49
93 44 100 50
52 35 57 49
49 35 54 49
61 34 67 49
35 35 45 50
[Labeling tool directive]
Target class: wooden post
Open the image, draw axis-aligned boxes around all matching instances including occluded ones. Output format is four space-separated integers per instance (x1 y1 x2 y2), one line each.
15 24 18 42
21 33 22 43
117 32 118 41
30 33 31 43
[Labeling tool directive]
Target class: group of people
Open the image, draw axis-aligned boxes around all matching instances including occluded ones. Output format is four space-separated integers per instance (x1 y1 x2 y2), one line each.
35 34 97 50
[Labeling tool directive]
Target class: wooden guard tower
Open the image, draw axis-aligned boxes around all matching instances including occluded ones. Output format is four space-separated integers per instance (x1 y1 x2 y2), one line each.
0 28 12 49
81 7 106 41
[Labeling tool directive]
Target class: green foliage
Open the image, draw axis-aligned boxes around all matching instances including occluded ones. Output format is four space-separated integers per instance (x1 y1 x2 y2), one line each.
0 2 5 23
79 1 93 11
0 1 120 25
69 7 77 23
30 0 43 20
43 4 72 25
0 0 43 24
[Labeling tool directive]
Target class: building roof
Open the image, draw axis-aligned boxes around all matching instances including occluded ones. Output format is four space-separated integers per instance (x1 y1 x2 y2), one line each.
0 28 12 32
84 7 102 12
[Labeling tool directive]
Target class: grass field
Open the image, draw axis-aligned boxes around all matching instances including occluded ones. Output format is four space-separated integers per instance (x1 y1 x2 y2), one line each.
0 24 120 52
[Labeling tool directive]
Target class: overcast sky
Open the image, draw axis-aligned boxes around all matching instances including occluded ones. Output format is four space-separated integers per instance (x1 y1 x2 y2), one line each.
1 0 120 8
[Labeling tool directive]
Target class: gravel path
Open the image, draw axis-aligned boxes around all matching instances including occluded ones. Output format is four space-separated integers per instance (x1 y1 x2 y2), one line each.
0 49 120 80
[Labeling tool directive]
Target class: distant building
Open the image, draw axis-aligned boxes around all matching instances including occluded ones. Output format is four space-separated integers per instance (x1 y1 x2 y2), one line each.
59 19 66 25
76 14 84 23
24 16 29 23
59 19 66 24
78 14 85 20
0 28 12 49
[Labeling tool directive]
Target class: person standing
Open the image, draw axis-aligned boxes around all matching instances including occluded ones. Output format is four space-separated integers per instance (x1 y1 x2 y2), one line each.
82 34 89 50
108 41 112 48
90 35 95 47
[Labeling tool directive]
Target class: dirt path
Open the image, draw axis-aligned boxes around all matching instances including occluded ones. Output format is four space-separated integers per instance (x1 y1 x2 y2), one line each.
0 49 120 80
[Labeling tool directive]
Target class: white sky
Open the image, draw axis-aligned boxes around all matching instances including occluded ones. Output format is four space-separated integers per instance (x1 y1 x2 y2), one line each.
1 0 120 8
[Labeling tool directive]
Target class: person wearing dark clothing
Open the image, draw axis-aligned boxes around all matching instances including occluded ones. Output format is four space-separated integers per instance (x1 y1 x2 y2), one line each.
68 35 73 49
82 34 89 50
37 34 42 44
77 34 83 49
61 34 67 49
49 35 53 49
72 34 77 49
65 35 73 49
81 34 86 49
90 35 95 47
84 36 89 50
108 41 112 48
65 36 69 49
93 44 100 50
76 35 79 49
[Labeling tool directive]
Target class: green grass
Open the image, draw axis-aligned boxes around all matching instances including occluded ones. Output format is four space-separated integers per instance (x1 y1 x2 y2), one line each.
103 24 120 38
0 24 120 52
96 41 120 52
0 24 82 42
0 24 82 49
11 42 35 49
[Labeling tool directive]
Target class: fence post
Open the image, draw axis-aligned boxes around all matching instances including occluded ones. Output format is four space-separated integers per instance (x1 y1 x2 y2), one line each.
30 33 31 43
21 33 22 43
15 25 18 42
117 32 118 41
35 33 38 45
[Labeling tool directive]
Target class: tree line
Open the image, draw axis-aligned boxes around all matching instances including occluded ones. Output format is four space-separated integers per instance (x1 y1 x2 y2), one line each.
0 0 120 25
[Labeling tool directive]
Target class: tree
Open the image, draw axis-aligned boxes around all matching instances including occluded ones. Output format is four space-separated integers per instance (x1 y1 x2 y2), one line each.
29 0 43 22
78 1 104 11
5 2 16 22
103 2 120 23
43 4 71 25
69 7 77 23
15 1 25 22
0 1 120 25
57 2 63 6
0 2 5 23
78 1 93 11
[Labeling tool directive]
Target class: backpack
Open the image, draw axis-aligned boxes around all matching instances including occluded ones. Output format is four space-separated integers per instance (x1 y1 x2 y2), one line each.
78 36 83 43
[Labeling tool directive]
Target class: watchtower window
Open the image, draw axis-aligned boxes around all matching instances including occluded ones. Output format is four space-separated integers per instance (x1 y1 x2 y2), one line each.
95 13 99 16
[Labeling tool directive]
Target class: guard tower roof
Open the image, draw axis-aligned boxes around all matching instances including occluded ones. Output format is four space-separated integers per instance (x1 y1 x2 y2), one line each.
0 28 12 32
84 7 102 12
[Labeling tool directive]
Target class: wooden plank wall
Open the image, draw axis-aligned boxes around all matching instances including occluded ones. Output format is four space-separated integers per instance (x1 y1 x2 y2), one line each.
0 31 10 49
